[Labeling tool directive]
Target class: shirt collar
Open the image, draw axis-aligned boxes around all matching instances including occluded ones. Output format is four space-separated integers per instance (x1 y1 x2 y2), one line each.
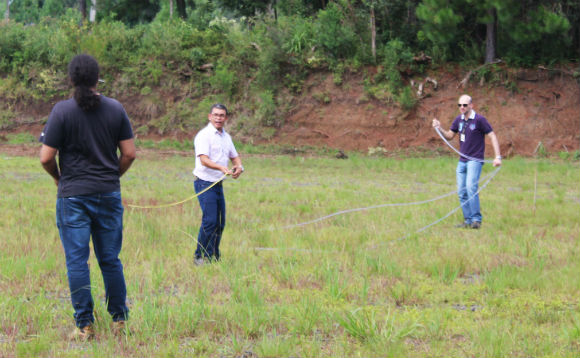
461 110 476 121
208 122 225 135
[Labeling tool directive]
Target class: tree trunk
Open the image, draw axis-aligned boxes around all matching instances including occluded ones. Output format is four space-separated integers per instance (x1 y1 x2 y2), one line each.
79 0 87 22
485 8 496 63
89 0 97 22
370 5 376 62
169 0 173 19
176 0 186 19
4 0 8 19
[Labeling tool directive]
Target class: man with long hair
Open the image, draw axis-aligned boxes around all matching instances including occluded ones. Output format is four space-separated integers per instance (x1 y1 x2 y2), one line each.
39 54 136 340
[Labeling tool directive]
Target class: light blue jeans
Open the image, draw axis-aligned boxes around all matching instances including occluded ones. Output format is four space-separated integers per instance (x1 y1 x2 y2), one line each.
456 160 483 224
56 192 129 328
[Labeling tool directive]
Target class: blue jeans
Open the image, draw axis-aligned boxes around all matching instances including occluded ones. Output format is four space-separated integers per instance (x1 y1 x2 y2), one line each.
194 179 226 260
456 160 483 224
56 192 128 328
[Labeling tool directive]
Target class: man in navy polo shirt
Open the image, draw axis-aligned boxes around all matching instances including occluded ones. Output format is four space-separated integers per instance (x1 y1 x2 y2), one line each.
432 94 502 229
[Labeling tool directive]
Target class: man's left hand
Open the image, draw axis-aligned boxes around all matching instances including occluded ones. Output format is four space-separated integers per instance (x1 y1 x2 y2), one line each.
232 166 243 179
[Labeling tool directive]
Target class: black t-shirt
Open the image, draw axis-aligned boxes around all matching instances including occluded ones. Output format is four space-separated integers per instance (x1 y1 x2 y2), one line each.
40 95 134 197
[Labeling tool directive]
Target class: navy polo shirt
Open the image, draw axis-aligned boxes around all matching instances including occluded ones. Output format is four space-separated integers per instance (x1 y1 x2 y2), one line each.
450 111 493 162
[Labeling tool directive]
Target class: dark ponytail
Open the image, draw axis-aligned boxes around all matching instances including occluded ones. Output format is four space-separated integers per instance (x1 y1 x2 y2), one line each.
68 54 101 111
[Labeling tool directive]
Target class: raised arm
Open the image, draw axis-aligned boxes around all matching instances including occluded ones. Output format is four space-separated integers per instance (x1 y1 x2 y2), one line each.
432 118 456 140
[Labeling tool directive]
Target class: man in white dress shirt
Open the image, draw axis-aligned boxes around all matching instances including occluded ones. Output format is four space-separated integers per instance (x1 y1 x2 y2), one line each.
193 103 243 264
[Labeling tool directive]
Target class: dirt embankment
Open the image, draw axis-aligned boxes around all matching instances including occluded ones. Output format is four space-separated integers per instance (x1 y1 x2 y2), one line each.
2 66 579 158
265 67 579 157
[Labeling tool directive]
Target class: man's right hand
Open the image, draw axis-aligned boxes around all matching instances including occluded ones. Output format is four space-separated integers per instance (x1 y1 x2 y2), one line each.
432 118 441 129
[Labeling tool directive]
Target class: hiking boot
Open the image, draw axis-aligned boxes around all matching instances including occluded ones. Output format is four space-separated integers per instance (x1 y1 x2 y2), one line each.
470 222 481 229
454 222 470 229
112 320 128 336
69 325 95 341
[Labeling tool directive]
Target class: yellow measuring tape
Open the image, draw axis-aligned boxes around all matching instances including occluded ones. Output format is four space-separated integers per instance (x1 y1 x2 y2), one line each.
127 173 228 209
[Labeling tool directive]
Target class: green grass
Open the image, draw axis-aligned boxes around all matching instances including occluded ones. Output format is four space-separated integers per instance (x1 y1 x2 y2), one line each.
1 151 579 357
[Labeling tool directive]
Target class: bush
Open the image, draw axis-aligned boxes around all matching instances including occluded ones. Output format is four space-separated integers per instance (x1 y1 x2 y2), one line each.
313 3 358 60
0 22 27 73
255 90 278 127
396 86 418 111
210 62 237 99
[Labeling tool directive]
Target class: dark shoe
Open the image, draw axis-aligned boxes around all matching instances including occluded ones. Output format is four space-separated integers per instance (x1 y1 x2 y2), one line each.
69 325 95 341
455 222 470 229
470 222 481 229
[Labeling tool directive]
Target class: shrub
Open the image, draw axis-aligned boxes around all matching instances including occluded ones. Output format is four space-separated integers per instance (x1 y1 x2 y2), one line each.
255 90 278 127
313 3 358 60
151 98 200 134
397 86 418 110
210 62 237 99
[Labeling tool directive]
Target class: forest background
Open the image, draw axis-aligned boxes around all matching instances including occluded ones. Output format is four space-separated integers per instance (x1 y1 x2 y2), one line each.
0 0 579 157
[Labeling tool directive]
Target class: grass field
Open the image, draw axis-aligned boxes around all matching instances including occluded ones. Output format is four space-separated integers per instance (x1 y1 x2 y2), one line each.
1 151 579 357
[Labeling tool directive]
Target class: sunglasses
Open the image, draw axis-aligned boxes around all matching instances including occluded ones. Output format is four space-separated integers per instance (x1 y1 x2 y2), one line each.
458 103 469 108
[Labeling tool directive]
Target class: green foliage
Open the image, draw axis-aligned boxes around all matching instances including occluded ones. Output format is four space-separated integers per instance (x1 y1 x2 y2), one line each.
499 4 572 66
150 98 200 135
0 107 17 130
4 132 37 144
535 141 548 158
416 0 462 50
210 62 237 99
281 16 314 57
86 20 144 70
313 3 358 60
396 86 418 110
0 21 27 73
0 1 578 140
558 151 570 161
380 39 413 89
312 91 331 104
254 90 278 127
248 22 287 93
140 19 224 65
97 0 160 25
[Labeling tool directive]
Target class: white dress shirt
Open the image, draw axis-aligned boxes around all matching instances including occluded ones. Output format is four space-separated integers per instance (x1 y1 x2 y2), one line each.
193 123 239 182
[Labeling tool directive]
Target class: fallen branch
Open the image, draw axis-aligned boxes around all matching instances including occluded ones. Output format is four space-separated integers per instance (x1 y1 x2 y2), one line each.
251 42 261 52
198 63 214 71
538 65 576 77
414 77 438 97
312 129 330 138
457 59 502 89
